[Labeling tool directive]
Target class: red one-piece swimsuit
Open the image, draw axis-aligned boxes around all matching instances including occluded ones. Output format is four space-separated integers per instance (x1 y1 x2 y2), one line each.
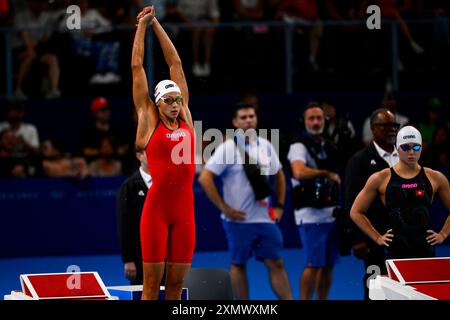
140 118 196 263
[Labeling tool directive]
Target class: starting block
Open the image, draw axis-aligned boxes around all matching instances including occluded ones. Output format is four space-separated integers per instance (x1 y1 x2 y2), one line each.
4 272 189 300
369 257 450 300
4 272 114 300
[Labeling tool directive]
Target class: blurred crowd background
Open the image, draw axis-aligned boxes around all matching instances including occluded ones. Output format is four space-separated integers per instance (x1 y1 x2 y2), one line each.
0 0 448 181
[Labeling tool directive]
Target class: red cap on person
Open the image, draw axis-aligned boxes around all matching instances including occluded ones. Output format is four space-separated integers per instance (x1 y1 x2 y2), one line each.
90 97 110 113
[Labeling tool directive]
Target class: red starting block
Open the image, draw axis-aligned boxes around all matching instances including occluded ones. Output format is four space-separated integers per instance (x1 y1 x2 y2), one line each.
369 257 450 300
4 272 114 300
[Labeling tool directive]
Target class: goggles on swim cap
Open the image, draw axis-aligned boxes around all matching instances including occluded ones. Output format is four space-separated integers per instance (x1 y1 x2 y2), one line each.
399 144 421 152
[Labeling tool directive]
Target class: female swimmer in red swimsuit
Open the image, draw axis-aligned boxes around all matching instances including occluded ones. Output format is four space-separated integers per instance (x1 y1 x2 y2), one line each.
132 5 196 300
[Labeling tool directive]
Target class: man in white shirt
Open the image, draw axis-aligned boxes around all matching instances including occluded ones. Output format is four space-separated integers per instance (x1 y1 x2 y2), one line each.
0 101 40 158
344 108 399 299
198 103 292 300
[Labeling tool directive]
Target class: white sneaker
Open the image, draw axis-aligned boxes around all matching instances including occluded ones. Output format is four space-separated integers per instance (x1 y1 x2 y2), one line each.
202 63 211 77
192 64 202 77
14 89 28 101
410 41 424 54
90 73 105 84
102 72 121 83
46 89 62 99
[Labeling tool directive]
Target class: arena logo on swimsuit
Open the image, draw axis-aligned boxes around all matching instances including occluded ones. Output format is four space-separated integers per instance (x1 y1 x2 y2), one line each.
402 183 418 189
166 132 187 139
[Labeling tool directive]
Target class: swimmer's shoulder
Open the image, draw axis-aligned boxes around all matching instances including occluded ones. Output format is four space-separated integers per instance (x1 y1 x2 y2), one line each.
366 168 391 187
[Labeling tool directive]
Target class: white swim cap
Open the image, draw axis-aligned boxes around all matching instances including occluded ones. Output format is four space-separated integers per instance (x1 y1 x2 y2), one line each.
154 80 181 103
396 125 422 148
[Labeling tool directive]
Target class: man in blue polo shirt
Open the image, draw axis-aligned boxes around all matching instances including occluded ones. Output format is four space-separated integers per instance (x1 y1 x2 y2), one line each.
198 102 292 300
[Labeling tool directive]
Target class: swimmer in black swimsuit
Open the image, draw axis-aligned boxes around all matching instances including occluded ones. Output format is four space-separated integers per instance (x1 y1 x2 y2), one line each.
350 126 450 260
